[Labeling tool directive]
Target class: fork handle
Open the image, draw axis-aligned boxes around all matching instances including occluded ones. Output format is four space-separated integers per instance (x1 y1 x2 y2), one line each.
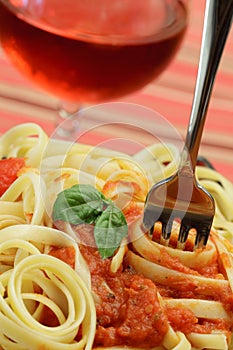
182 0 233 172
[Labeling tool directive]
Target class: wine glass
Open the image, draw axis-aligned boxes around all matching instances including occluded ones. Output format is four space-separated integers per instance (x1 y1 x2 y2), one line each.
0 0 190 138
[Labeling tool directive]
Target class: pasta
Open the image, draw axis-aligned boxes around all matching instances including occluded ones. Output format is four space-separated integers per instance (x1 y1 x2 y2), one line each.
0 225 95 349
0 123 233 350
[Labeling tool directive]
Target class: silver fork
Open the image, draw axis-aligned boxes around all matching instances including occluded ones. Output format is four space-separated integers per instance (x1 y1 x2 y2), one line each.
143 0 233 249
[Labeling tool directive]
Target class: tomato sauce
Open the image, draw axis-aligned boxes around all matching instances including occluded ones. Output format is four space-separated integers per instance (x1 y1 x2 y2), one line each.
41 239 233 346
165 306 198 333
48 245 76 269
80 245 168 347
0 157 25 196
151 246 201 276
158 274 233 316
165 306 231 335
41 244 169 347
122 201 143 224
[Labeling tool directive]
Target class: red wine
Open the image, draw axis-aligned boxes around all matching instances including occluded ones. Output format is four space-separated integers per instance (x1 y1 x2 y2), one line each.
0 1 188 102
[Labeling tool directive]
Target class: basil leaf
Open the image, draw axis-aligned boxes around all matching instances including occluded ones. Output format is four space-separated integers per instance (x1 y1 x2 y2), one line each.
52 184 106 225
52 183 128 259
94 204 128 259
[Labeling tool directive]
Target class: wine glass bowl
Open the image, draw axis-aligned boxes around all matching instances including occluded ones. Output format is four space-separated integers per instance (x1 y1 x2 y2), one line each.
0 0 189 104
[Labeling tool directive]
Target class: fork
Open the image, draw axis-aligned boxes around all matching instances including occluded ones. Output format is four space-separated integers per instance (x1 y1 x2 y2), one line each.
143 0 233 249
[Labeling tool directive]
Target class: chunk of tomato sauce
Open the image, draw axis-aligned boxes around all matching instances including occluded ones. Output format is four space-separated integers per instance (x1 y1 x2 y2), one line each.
40 244 169 347
122 201 143 224
146 280 232 337
80 245 169 348
165 306 231 335
158 274 233 312
0 157 25 196
48 245 75 269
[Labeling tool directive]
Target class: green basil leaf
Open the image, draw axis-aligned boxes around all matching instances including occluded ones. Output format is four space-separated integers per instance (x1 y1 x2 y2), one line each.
52 184 106 225
52 183 128 259
94 204 128 259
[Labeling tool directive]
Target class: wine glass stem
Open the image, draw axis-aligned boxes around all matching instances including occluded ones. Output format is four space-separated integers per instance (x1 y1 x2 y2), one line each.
54 100 82 139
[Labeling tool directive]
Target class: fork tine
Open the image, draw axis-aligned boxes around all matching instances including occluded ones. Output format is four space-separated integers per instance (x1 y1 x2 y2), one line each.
177 220 191 249
149 226 154 237
194 221 213 249
143 204 161 232
143 166 215 250
161 218 173 242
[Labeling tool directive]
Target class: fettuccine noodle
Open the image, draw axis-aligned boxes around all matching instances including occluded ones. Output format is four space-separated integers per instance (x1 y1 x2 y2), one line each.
0 225 95 349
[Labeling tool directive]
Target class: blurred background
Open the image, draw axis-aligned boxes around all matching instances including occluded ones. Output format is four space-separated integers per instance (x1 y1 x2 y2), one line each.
0 0 232 180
